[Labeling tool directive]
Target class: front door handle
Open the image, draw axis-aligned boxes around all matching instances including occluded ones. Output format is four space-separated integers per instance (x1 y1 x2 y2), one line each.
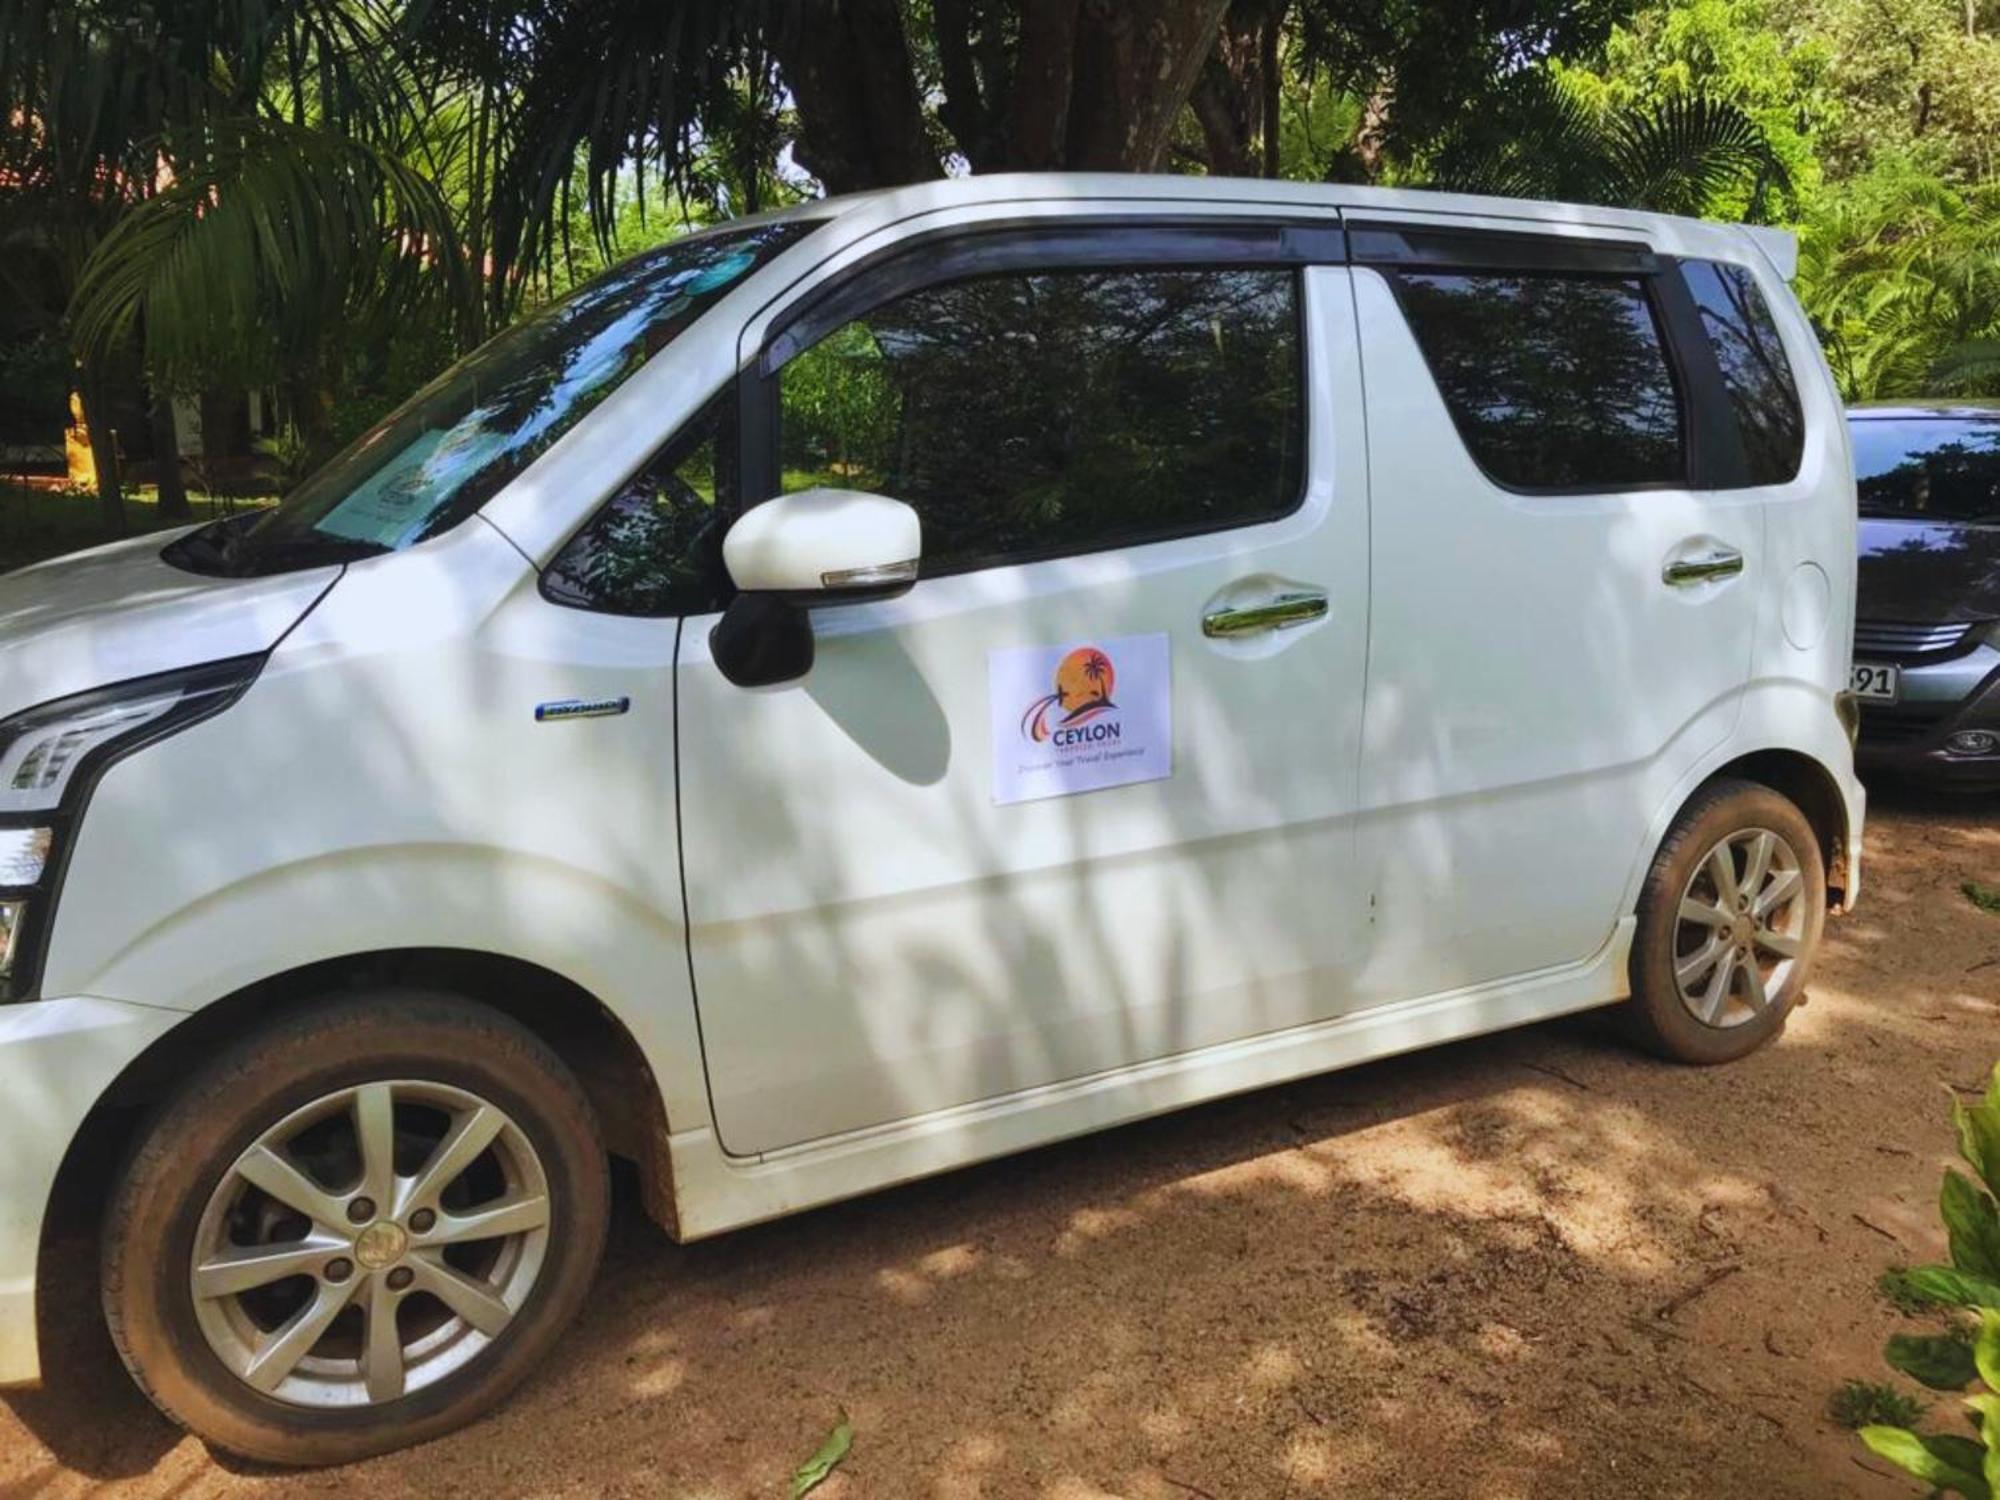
1202 590 1329 638
1662 549 1745 587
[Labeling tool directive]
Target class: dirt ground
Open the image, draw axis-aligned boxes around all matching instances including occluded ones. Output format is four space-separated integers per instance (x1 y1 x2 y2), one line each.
2 790 1997 1500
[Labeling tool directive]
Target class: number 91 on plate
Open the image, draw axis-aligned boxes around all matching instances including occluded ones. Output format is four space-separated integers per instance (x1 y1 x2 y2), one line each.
1850 662 1899 702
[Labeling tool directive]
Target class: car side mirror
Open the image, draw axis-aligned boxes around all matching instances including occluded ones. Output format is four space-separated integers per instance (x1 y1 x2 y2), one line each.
710 488 922 688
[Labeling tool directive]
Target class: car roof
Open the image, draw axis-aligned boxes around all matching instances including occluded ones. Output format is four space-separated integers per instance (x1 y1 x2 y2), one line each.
750 173 1796 278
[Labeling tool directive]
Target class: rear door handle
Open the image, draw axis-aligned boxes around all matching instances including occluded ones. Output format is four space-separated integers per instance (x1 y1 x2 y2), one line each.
1662 549 1745 587
1202 590 1329 638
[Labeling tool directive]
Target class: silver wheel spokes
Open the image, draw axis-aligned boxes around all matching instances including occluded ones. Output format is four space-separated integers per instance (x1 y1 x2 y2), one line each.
191 1081 551 1409
1672 827 1807 1029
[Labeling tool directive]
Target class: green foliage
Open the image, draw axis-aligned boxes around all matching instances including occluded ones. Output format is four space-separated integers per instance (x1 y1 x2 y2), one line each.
70 118 472 393
1833 1378 1930 1429
1426 71 1790 217
1888 1330 1980 1389
1796 159 2000 400
1885 1265 1950 1316
1561 0 2000 399
1851 1063 2000 1496
1965 882 2000 914
788 1411 853 1498
780 324 900 491
1553 0 1833 216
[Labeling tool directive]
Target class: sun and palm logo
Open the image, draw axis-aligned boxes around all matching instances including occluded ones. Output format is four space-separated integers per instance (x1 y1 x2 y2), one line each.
1021 646 1117 743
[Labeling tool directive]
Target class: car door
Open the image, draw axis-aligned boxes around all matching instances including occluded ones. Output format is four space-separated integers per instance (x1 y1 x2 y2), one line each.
673 218 1373 1156
1344 215 1764 1005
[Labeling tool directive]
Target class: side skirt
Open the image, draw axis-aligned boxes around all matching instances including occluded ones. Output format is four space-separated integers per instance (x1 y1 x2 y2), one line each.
662 917 1635 1240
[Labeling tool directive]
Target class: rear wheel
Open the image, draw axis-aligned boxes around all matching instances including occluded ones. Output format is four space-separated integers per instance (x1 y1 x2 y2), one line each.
1624 778 1826 1064
102 991 608 1466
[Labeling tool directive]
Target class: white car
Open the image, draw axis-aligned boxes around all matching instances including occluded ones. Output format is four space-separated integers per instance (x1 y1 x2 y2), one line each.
0 174 1861 1464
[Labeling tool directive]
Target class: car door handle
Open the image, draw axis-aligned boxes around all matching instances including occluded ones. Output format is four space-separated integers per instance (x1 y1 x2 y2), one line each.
1202 590 1329 638
1662 549 1745 587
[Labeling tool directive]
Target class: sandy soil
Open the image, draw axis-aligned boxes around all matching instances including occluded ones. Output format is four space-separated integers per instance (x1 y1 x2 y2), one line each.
2 790 1997 1499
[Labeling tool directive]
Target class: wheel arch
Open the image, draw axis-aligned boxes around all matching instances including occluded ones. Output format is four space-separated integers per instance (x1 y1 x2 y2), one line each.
1703 748 1852 904
40 948 684 1359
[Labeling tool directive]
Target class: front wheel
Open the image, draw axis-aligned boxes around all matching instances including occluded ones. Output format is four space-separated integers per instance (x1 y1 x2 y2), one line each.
1623 778 1826 1064
102 991 609 1466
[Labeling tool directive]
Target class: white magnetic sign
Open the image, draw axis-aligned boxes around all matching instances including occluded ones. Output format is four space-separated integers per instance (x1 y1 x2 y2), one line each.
989 632 1173 805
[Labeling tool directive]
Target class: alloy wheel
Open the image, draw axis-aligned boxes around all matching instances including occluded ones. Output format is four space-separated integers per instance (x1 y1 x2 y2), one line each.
189 1080 552 1408
1671 826 1808 1029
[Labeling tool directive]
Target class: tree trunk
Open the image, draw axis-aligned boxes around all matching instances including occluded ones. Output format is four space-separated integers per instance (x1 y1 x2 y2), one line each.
1191 63 1260 177
769 0 940 192
1354 86 1394 180
150 390 191 521
1001 0 1085 169
1260 10 1282 177
777 0 1237 186
1063 0 1233 171
1190 1 1288 179
74 361 125 534
287 377 337 469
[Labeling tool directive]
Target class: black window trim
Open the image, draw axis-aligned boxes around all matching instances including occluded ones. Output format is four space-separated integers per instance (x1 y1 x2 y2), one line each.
1346 219 1660 277
739 217 1329 582
1655 255 1755 490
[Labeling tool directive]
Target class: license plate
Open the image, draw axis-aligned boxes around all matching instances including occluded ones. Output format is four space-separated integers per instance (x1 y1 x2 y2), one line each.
1851 662 1900 702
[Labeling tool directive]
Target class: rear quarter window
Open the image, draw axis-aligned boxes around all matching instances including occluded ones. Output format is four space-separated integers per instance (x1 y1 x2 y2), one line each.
1683 259 1805 487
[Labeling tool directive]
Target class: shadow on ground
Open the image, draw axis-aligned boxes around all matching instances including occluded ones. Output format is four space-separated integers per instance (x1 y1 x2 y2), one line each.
3 797 1996 1498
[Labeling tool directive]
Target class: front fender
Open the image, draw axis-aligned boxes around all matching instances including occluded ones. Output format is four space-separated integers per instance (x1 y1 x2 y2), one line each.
43 844 712 1130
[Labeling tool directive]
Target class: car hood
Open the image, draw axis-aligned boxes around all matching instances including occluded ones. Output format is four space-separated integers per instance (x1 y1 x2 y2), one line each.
1857 517 2000 624
0 528 340 715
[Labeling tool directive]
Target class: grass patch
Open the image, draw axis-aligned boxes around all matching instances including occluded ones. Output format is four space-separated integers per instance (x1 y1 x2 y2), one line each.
1877 1265 1944 1317
0 482 271 575
1965 880 2000 915
1829 1378 1927 1430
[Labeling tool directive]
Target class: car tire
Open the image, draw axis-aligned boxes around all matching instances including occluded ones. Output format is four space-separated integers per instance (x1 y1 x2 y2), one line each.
1622 778 1826 1065
101 990 609 1467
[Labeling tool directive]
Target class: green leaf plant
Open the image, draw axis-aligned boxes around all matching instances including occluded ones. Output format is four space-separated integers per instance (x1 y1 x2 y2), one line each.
1858 1064 2000 1497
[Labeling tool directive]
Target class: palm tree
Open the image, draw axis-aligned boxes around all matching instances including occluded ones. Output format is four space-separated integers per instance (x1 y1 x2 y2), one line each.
0 0 470 526
1423 71 1791 220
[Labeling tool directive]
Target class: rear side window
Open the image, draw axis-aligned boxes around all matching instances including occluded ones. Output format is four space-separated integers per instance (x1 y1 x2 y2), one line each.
776 266 1304 574
1683 259 1804 486
1393 272 1685 491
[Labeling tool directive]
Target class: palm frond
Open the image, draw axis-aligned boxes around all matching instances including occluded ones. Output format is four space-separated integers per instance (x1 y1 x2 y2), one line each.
1427 75 1786 219
1426 70 1605 202
69 116 473 389
1600 94 1789 217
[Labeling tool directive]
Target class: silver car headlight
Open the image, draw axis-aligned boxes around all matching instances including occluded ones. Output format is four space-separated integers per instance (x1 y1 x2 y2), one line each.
0 656 261 1000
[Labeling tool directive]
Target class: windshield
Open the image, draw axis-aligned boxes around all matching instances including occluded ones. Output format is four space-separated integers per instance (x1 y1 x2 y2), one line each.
1853 417 2000 525
169 217 820 577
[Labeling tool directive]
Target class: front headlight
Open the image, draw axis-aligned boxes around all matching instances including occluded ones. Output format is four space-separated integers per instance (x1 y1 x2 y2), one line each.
0 656 261 999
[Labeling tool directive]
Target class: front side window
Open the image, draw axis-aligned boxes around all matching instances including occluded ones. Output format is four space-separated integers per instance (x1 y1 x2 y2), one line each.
1394 271 1685 491
1853 418 2000 524
776 265 1304 574
171 219 817 578
1684 259 1804 486
542 396 736 616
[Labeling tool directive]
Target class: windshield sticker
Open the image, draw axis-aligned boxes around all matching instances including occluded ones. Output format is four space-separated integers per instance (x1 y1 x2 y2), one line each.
989 633 1172 805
